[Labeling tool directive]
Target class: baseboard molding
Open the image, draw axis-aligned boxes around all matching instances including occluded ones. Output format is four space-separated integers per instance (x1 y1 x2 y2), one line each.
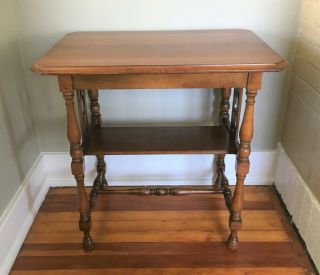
2 148 318 273
0 154 49 275
0 150 276 274
275 144 320 270
44 151 276 187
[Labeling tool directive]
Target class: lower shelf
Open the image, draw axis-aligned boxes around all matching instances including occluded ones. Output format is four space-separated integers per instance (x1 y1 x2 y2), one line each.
83 126 237 155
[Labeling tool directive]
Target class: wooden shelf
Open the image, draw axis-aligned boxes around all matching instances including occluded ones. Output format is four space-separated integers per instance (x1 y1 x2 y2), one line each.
83 126 237 155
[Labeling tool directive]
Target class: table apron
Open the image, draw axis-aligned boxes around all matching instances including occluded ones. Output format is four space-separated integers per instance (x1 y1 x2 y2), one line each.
72 72 248 90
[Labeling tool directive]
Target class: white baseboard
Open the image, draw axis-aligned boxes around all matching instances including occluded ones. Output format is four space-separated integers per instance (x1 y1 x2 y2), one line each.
0 150 276 274
45 151 276 187
275 144 320 270
0 154 49 275
3 146 319 273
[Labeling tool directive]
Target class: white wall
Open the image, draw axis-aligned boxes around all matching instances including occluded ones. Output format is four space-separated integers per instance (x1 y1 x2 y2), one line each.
12 0 302 152
0 0 40 215
275 0 320 268
282 0 320 201
0 0 302 213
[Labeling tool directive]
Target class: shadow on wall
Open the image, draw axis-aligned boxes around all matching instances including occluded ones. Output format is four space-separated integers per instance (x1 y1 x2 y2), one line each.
0 37 37 180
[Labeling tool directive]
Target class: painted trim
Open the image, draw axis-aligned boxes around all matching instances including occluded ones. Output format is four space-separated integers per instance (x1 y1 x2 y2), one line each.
45 151 277 187
275 144 320 270
0 150 276 274
0 154 49 275
2 148 319 272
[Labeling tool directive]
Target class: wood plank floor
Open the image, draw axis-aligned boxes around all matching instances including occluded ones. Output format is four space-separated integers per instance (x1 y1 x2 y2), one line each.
10 186 317 274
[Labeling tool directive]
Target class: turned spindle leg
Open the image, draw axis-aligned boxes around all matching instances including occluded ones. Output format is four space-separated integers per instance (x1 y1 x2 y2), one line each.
227 88 258 251
60 76 94 252
215 88 231 187
88 89 108 211
219 88 232 126
89 153 108 212
88 89 107 183
88 89 102 128
215 154 232 211
215 154 224 186
97 153 108 188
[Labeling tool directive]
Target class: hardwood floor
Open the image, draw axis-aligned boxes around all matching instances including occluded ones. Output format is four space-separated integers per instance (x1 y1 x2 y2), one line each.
10 186 316 274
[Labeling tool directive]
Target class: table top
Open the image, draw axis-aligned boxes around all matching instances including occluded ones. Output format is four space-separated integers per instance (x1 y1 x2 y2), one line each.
32 29 287 75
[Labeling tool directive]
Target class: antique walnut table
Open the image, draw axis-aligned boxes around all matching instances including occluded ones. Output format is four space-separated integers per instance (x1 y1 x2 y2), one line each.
32 30 287 252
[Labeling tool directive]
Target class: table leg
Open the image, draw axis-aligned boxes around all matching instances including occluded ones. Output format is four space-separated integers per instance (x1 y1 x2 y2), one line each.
227 88 257 251
88 89 106 187
89 153 108 212
62 90 94 252
88 89 102 127
214 88 233 210
215 88 232 187
215 154 233 211
219 88 231 126
88 89 108 212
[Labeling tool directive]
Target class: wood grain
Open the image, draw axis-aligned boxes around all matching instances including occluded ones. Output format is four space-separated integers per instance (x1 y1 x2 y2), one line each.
10 267 307 275
10 186 316 274
12 246 300 270
33 30 289 255
38 193 274 212
83 126 237 155
46 186 271 201
35 209 280 222
32 30 287 75
29 216 283 233
72 72 248 89
19 241 288 257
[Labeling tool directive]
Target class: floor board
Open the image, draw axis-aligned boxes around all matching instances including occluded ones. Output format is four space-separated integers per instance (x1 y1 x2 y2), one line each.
10 186 317 274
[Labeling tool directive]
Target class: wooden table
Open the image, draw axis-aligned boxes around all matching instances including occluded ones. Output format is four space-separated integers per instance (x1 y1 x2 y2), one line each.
32 30 287 252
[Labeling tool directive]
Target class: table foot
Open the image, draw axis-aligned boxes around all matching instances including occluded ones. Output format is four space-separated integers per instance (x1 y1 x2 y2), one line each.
83 233 95 252
227 232 238 251
79 214 94 251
